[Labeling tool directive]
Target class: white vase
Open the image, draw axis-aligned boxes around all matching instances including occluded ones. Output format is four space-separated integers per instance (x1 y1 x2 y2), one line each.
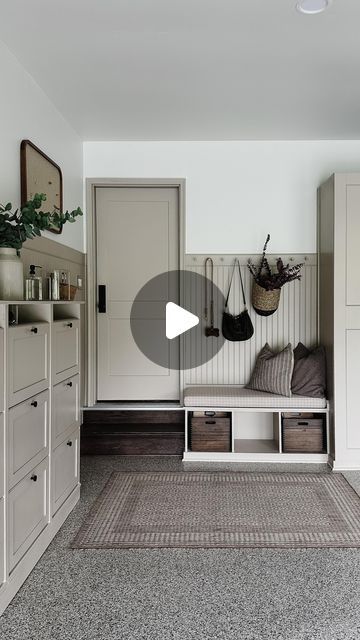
0 248 24 300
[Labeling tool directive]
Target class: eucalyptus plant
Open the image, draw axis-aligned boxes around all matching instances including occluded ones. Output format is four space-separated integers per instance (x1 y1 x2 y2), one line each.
248 234 303 291
0 193 83 250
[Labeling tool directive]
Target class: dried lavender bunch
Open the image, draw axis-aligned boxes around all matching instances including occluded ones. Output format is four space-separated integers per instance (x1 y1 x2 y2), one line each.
247 234 303 291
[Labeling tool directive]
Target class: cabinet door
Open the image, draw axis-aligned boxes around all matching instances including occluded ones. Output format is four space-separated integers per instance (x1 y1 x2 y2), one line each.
0 498 4 585
52 375 80 450
346 330 360 449
0 413 4 497
8 458 49 572
0 328 4 413
8 390 49 488
52 428 79 515
346 185 360 306
8 323 49 407
52 320 80 385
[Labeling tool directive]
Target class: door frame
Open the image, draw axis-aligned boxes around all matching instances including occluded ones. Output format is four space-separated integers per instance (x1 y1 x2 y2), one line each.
85 178 186 407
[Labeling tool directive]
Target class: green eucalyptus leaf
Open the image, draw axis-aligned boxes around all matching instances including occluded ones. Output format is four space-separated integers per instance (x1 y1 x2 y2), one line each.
0 193 82 249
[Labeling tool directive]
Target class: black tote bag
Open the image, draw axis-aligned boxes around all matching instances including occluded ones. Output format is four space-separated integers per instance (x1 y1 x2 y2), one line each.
222 259 254 342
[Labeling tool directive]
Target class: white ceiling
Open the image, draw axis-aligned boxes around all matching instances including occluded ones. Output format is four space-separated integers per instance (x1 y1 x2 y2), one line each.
1 0 360 140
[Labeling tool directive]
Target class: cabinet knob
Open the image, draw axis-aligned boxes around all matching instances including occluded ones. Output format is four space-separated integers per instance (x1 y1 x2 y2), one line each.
30 474 38 482
67 322 73 328
31 401 38 408
30 327 38 334
67 440 73 447
66 381 73 387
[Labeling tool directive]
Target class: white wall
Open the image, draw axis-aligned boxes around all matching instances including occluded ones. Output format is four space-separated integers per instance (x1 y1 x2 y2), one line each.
84 141 360 254
0 41 84 252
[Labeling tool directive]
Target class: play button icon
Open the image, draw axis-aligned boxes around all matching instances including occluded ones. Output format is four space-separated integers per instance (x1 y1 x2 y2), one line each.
166 302 199 339
130 269 225 370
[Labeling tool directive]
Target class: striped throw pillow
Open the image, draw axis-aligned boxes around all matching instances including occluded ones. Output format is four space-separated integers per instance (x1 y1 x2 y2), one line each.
247 343 294 397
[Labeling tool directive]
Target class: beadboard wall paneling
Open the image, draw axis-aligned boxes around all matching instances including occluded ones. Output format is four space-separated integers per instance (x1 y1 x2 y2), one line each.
184 254 317 386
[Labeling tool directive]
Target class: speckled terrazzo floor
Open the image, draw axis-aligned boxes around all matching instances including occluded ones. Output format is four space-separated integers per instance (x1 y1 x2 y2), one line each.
0 456 360 640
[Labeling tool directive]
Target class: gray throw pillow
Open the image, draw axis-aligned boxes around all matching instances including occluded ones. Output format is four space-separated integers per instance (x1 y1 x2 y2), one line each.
291 342 326 398
247 343 294 397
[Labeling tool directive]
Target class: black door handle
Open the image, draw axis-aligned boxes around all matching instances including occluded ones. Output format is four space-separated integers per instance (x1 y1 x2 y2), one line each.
31 474 38 482
31 401 38 407
66 381 73 387
67 441 73 447
30 327 38 334
98 285 106 313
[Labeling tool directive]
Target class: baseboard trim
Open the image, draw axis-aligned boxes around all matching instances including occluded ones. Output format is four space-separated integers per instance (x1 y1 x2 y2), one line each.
183 452 330 463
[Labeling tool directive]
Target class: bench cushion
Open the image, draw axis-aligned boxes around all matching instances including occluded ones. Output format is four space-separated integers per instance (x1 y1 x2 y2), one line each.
184 386 327 409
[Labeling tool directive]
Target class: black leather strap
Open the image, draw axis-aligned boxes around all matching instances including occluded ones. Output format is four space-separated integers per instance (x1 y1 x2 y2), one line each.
204 257 215 327
225 258 247 310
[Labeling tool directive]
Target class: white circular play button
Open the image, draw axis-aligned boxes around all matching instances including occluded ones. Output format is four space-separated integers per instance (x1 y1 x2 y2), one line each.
165 302 199 340
130 269 225 370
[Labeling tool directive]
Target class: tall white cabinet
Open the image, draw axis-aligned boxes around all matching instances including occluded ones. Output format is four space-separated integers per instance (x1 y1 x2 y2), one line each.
319 173 360 470
0 301 82 614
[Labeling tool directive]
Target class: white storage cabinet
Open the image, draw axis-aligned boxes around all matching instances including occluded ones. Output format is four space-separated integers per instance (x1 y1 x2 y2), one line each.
319 173 360 469
0 301 83 615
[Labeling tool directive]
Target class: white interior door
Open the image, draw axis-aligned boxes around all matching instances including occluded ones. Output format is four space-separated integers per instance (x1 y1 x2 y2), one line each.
96 186 180 400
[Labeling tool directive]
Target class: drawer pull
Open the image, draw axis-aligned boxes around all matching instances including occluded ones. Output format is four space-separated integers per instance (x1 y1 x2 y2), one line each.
298 422 309 426
66 381 73 387
31 400 38 408
205 420 216 425
30 474 38 482
205 411 216 417
30 327 38 334
66 322 73 328
67 440 73 447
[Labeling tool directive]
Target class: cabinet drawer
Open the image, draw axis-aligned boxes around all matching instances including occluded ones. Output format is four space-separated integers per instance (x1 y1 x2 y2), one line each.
0 413 4 497
52 375 80 450
8 323 49 407
52 428 79 515
8 390 49 488
52 319 80 385
8 458 49 572
0 498 4 585
0 328 4 413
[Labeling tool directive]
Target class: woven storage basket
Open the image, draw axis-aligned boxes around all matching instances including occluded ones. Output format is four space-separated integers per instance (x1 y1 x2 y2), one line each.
252 281 281 316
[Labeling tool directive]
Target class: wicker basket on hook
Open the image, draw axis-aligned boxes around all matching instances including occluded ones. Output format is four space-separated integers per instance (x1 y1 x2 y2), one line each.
252 282 281 317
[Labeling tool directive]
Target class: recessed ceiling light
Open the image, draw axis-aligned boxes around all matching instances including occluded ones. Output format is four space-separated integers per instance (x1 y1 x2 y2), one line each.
296 0 331 14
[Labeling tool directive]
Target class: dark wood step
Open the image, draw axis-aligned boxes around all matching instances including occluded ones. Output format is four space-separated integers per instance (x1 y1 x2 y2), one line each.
81 409 185 455
83 409 184 425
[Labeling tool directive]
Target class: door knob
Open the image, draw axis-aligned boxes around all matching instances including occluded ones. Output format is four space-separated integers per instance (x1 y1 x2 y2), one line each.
31 474 38 482
31 401 38 407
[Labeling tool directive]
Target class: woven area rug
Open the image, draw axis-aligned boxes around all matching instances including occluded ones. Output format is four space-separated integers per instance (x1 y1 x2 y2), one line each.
71 472 360 549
